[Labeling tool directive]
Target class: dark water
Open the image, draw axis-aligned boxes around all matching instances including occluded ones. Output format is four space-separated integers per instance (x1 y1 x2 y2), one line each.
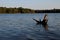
0 13 60 40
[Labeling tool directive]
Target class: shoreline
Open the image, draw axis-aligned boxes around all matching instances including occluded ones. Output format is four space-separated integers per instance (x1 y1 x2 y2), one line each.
0 7 60 13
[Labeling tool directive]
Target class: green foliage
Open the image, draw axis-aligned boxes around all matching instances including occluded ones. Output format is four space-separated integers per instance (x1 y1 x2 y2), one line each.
0 7 35 13
0 7 60 13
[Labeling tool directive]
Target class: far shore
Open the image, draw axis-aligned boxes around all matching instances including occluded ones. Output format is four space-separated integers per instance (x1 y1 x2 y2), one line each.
0 7 60 13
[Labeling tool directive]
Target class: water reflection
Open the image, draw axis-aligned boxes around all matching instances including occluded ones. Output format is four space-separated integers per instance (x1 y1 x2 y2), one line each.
36 23 48 30
42 24 48 30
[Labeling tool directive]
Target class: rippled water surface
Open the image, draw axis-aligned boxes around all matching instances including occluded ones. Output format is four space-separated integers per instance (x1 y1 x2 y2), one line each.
0 13 60 40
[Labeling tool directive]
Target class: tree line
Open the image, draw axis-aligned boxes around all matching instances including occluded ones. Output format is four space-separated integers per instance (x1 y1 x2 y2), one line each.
35 9 60 13
0 7 60 13
0 7 35 13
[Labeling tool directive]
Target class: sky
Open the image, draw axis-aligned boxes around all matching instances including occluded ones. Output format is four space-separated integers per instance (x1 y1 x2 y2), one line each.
0 0 60 9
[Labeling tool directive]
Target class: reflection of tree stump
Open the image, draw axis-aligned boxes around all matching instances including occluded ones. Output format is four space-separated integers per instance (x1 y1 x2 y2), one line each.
42 24 48 30
27 38 33 40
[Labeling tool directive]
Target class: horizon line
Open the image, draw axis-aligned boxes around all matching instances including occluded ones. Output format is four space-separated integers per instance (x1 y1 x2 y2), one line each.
0 6 60 10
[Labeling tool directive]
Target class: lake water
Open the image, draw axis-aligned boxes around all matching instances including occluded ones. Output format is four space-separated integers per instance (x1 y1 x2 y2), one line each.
0 13 60 40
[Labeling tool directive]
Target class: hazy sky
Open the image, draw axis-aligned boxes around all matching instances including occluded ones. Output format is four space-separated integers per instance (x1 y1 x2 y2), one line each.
0 0 60 9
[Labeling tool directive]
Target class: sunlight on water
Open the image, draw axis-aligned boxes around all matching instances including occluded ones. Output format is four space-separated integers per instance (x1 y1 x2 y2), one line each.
0 13 60 40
